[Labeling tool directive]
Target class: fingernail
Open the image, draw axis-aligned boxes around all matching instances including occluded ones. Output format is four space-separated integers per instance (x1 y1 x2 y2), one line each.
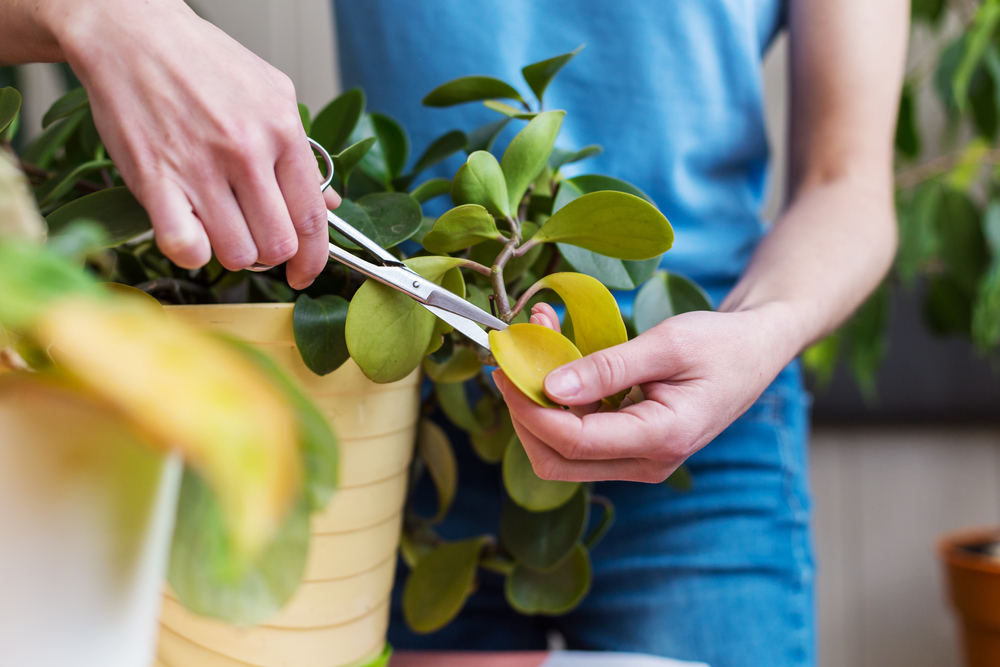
546 369 580 398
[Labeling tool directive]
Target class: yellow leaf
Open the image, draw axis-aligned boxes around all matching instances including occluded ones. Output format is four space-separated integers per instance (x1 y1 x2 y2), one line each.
37 296 300 560
489 323 581 407
529 273 627 357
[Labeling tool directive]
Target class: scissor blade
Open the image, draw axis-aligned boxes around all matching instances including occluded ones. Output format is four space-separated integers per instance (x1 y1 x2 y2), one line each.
328 210 401 266
425 287 508 331
423 304 493 351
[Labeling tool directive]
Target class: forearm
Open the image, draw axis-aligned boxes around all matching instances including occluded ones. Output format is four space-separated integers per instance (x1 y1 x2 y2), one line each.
720 172 897 358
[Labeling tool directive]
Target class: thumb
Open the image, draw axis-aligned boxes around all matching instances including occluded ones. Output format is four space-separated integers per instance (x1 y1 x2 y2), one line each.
543 335 677 406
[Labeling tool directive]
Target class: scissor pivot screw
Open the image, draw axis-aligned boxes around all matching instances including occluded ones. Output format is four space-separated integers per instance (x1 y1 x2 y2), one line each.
412 281 420 288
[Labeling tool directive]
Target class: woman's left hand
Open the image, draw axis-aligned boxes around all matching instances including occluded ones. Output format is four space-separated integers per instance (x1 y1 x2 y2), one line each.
493 302 801 483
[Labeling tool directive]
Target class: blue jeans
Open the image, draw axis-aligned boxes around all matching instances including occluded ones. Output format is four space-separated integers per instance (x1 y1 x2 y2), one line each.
389 362 815 667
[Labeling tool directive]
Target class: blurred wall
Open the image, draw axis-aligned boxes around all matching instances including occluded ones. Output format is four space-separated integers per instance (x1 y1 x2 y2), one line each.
19 4 1000 666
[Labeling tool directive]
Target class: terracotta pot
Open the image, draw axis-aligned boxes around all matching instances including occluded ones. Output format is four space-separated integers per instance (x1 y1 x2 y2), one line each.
157 304 421 667
939 526 1000 667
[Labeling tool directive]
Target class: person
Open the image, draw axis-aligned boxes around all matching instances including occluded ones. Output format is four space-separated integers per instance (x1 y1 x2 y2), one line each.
1 0 908 665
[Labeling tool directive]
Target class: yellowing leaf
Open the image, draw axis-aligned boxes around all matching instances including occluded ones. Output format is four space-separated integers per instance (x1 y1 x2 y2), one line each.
531 191 673 259
527 273 627 357
489 323 581 408
37 296 300 561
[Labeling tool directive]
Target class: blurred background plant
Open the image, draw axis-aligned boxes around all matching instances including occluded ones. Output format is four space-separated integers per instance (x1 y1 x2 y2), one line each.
806 0 1000 402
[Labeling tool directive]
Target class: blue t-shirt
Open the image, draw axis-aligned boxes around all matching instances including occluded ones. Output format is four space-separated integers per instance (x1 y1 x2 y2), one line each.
335 0 785 294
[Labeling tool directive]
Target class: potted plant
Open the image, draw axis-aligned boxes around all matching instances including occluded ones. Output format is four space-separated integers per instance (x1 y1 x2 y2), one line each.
939 528 1000 667
0 140 335 666
3 45 707 666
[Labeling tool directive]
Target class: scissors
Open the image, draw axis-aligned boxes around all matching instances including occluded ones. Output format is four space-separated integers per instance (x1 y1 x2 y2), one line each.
249 138 507 350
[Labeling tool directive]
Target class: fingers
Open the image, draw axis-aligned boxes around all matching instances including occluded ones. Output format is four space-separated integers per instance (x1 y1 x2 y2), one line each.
277 139 332 289
510 410 669 484
192 176 259 271
543 331 681 406
495 369 684 463
529 302 561 332
143 178 211 269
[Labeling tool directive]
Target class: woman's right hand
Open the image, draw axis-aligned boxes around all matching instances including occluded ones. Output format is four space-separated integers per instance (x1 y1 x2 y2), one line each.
40 0 340 288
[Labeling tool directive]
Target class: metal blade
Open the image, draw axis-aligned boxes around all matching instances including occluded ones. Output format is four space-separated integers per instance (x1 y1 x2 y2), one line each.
425 288 508 331
422 304 493 351
328 210 401 266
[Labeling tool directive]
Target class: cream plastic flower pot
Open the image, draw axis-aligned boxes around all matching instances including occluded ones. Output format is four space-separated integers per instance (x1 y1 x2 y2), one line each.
157 304 421 667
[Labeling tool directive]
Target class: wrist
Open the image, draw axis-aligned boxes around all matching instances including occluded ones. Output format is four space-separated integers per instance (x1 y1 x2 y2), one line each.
729 299 814 369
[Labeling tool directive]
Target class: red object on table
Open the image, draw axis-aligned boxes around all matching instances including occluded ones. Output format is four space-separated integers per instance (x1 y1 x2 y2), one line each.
391 651 550 667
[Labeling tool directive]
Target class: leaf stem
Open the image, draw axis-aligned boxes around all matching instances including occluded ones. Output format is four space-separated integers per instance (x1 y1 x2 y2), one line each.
491 240 518 321
510 280 548 320
455 258 492 277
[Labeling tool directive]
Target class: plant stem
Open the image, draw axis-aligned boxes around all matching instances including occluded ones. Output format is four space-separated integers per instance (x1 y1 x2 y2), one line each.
895 146 1000 189
455 258 492 277
491 240 517 321
510 280 548 320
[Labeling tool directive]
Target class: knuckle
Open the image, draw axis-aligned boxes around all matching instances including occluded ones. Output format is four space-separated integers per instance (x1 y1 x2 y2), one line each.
157 234 209 269
589 350 628 389
218 246 258 271
533 456 563 482
295 204 328 237
258 234 298 265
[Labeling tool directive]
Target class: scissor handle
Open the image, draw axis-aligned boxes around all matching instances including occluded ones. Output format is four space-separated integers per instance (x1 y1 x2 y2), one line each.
248 138 337 272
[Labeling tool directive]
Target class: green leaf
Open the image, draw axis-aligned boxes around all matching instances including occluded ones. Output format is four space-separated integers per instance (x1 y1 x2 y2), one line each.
521 45 584 103
370 112 409 179
168 471 310 626
953 0 1000 112
802 332 840 388
470 396 514 463
332 137 377 186
345 256 466 383
500 487 587 570
451 151 511 217
533 191 673 260
972 260 1000 351
222 336 340 513
501 111 564 212
633 271 713 334
310 87 365 153
983 199 1000 256
422 346 481 383
428 265 466 344
0 86 21 136
423 76 524 107
548 145 602 172
411 178 452 203
664 465 693 492
402 537 487 633
466 118 510 154
550 176 662 289
417 419 458 523
912 0 946 24
935 37 965 114
434 381 481 433
895 82 920 159
502 435 580 512
422 204 502 254
895 182 942 284
45 187 151 247
330 192 422 249
925 274 974 337
41 86 89 129
505 543 591 615
293 294 350 376
483 100 538 120
936 188 989 293
411 130 468 176
21 110 87 168
297 102 311 135
848 284 891 403
0 240 105 329
37 159 115 207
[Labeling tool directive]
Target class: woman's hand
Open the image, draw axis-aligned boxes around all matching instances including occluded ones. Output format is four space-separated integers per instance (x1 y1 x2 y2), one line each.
42 0 340 287
493 301 802 483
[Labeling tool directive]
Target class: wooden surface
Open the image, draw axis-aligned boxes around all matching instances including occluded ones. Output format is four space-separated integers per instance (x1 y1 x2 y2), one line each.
391 653 548 667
